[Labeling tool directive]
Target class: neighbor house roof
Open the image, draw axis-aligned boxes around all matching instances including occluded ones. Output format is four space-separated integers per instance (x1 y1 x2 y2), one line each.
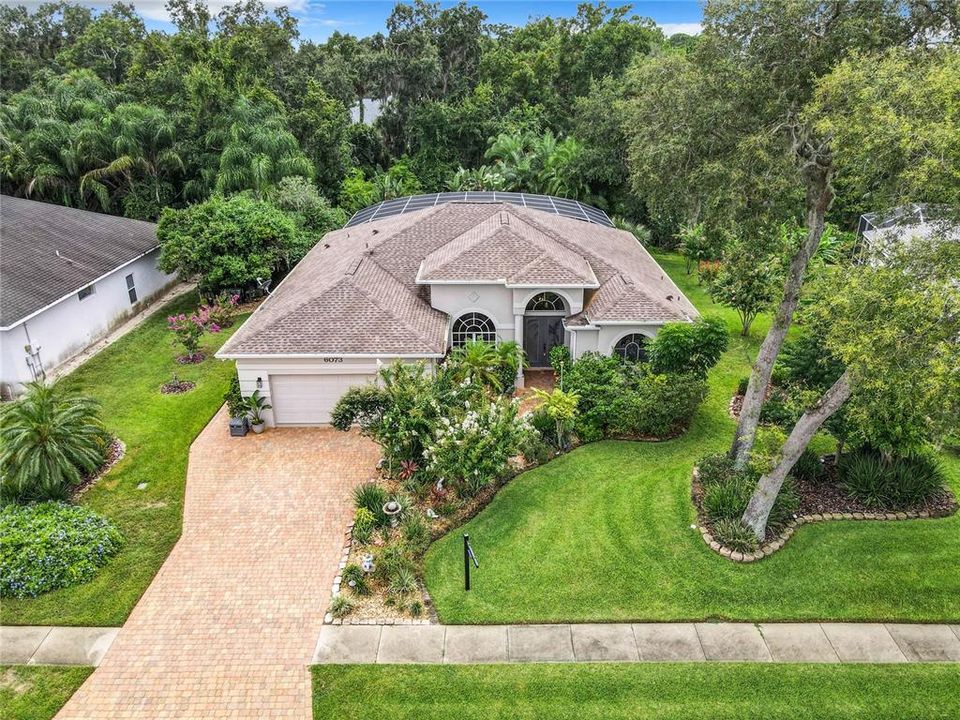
0 195 159 328
218 201 697 358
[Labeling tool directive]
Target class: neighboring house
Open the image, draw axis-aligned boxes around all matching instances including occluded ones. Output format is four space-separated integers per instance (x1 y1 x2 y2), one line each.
218 192 697 426
0 196 177 397
858 203 959 260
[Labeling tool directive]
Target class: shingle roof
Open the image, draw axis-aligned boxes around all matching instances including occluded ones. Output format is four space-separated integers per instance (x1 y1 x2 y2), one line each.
219 201 697 357
0 196 159 327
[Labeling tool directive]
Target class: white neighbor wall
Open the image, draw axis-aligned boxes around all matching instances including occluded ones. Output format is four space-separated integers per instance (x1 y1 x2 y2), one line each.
0 250 175 395
570 323 662 359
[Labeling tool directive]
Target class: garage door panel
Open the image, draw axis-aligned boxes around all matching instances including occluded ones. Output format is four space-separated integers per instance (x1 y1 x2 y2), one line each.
270 374 373 425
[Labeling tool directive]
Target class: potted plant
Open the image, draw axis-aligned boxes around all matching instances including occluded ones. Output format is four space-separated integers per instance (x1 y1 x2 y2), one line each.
225 375 248 437
245 389 272 434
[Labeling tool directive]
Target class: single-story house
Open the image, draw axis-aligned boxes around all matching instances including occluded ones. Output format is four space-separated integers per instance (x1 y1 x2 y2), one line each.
217 192 697 426
0 196 177 397
858 203 959 261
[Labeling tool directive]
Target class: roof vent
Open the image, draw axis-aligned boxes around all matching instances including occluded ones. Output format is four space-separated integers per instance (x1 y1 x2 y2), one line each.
345 256 363 275
666 295 674 302
499 212 509 226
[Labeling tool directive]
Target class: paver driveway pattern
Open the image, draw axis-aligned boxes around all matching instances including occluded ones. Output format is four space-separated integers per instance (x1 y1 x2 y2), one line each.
57 407 379 719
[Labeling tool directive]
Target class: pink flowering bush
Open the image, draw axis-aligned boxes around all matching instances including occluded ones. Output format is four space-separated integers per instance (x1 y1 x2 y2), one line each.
198 293 239 331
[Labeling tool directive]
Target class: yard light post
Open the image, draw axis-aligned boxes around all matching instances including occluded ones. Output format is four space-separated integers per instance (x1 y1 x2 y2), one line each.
463 534 478 591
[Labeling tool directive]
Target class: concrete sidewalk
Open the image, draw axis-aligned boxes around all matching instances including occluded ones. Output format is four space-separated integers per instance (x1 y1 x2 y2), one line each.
0 626 118 666
314 623 960 665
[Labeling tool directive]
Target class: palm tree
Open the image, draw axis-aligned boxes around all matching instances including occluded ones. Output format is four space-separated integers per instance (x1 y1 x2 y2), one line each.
0 381 108 504
447 340 503 391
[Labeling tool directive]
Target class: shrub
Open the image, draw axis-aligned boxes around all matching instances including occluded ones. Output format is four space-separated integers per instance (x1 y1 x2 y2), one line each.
609 372 707 438
410 600 424 617
703 473 798 531
388 567 417 597
495 341 526 393
330 594 355 618
549 344 571 374
423 397 530 497
1 502 124 598
354 483 388 527
736 377 750 396
648 315 728 378
712 518 759 553
342 563 369 595
791 448 824 483
564 352 623 441
375 542 415 584
330 386 388 432
446 340 503 391
759 393 799 428
520 433 552 465
696 452 737 486
531 387 579 450
747 426 787 476
529 407 559 448
401 511 431 554
224 374 245 419
166 312 205 357
0 381 109 504
840 448 945 508
205 293 240 328
352 506 375 544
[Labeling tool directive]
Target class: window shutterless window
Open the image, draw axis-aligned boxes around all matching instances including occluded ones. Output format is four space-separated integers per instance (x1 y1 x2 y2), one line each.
125 273 137 304
78 284 95 301
451 312 497 346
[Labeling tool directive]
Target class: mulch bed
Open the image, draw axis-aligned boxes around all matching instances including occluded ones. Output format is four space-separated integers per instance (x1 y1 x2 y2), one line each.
160 378 196 395
176 352 205 364
72 437 126 498
794 456 957 517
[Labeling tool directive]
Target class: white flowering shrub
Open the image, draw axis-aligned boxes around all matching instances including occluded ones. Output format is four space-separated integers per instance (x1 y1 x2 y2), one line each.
424 396 533 497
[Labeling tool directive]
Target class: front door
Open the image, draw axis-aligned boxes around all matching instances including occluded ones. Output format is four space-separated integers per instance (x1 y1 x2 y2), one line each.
524 316 565 367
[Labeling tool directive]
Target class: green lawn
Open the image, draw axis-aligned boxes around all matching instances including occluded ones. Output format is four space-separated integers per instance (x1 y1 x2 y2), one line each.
312 664 960 719
423 253 960 624
0 665 92 720
1 293 244 627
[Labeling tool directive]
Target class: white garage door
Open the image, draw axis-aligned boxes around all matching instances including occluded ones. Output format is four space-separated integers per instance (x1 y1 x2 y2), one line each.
269 374 373 425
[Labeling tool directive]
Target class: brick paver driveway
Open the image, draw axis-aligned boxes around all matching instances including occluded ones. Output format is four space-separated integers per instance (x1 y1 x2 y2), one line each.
58 407 379 719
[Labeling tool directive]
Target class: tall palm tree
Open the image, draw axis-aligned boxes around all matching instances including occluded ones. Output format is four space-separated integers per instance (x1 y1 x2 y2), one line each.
0 381 108 504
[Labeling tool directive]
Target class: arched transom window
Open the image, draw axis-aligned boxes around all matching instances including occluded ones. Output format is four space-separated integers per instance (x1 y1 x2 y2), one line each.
452 312 497 347
613 333 649 362
525 292 566 312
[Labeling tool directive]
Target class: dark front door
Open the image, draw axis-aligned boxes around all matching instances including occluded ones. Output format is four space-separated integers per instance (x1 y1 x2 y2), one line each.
524 316 565 367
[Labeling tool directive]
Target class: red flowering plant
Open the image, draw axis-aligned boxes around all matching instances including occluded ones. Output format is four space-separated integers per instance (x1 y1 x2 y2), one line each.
167 311 211 363
205 293 240 329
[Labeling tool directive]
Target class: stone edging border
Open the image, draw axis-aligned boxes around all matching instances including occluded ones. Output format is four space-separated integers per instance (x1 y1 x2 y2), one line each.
692 467 956 563
324 519 439 626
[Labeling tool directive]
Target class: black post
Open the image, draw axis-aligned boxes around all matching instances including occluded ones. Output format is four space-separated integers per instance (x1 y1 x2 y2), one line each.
463 534 471 591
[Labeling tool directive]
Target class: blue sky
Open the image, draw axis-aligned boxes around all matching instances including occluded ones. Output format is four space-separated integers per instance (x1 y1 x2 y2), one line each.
15 1 703 42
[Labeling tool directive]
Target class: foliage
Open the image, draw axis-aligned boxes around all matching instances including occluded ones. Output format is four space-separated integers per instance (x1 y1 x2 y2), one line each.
243 389 272 425
354 483 389 528
495 341 526 393
224 374 245 420
531 388 579 450
1 502 123 598
166 312 206 357
696 452 737 488
423 397 531 497
549 344 571 376
648 316 728 378
708 236 784 336
330 386 389 432
791 448 825 484
446 341 503 391
703 472 798 532
267 177 347 264
0 381 108 504
401 510 431 555
711 518 759 553
157 195 297 296
330 593 355 618
840 448 946 510
747 426 787 477
520 432 553 465
203 293 240 329
342 563 369 595
677 223 718 274
352 507 376 545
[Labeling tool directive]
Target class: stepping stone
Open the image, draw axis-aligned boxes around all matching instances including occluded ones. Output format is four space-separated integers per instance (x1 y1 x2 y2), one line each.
313 626 382 664
886 624 960 662
377 626 444 663
696 623 771 662
632 623 705 661
759 624 839 662
444 626 508 664
0 626 51 664
571 624 640 662
508 625 574 662
821 623 906 663
30 626 118 666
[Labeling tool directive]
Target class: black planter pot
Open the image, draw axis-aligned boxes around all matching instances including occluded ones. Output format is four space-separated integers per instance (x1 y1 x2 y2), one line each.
229 416 249 437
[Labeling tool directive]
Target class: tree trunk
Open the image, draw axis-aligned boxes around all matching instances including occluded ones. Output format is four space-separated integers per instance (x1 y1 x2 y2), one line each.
358 98 365 124
742 370 853 539
731 159 834 469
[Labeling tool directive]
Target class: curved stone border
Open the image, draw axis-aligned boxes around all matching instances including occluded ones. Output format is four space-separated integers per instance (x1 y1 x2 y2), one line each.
73 437 126 498
693 467 956 563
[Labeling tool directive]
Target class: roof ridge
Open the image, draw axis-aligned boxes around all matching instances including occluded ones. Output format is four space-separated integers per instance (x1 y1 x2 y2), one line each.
511 205 617 277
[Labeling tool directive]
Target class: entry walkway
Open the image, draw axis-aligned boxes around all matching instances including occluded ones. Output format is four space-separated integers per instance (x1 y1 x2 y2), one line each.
55 408 380 719
315 622 960 664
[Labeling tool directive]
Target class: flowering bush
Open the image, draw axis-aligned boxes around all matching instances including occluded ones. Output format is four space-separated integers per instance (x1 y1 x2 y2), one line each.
0 502 124 598
167 312 206 358
204 293 240 329
424 397 532 497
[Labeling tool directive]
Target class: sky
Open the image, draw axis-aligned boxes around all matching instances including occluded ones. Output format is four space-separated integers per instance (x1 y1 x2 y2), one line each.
7 1 704 42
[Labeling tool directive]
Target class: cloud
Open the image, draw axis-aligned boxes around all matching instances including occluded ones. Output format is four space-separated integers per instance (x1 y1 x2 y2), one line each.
658 22 703 36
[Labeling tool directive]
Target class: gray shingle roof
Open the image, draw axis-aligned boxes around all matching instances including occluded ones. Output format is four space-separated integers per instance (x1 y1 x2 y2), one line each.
219 201 697 357
0 196 159 327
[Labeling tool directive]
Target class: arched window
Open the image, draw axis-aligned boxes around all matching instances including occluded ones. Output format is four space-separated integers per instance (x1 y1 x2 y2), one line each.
525 292 566 312
613 333 649 362
452 312 497 347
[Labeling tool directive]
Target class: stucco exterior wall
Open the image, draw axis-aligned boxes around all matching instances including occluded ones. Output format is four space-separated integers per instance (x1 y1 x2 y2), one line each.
429 284 515 343
569 323 662 360
0 250 175 395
